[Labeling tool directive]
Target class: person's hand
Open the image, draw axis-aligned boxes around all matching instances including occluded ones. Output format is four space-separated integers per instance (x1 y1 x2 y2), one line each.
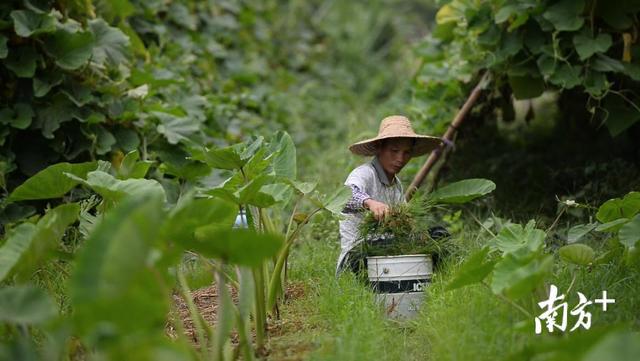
364 199 389 221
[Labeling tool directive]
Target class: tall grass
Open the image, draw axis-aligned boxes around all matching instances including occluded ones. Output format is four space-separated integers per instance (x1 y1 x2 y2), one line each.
273 211 640 361
278 217 419 361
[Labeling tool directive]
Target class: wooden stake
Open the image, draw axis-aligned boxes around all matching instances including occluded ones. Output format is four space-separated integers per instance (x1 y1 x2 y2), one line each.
405 72 491 201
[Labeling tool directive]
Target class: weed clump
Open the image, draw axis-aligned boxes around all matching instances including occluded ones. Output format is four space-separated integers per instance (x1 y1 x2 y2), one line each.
356 193 452 258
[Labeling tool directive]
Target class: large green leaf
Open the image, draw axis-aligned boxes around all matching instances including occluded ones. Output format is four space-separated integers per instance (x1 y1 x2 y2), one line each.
197 146 245 170
542 0 585 31
596 191 640 222
5 204 79 282
71 170 166 204
193 228 283 266
88 19 130 68
595 218 629 232
8 161 97 201
573 31 612 60
237 175 277 208
161 196 237 252
322 186 353 215
43 25 95 70
489 220 545 254
491 252 553 299
10 9 56 37
261 183 294 204
446 247 496 291
0 285 57 324
428 178 496 204
270 131 296 180
619 214 640 249
567 223 597 243
559 243 595 266
0 223 36 282
70 192 169 338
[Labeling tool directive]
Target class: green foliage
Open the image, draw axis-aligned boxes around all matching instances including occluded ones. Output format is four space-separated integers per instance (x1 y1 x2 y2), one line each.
596 191 640 223
70 192 168 342
7 162 96 201
411 0 640 137
71 169 167 204
194 228 282 267
1 0 336 213
0 285 57 325
0 203 79 282
0 124 351 359
567 223 598 243
619 214 640 248
0 223 35 282
427 178 496 204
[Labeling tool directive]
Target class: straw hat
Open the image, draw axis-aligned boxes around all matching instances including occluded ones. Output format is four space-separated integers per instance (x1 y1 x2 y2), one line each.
349 115 442 157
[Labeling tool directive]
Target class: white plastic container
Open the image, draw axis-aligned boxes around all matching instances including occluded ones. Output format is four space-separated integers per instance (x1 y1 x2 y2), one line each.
367 254 432 319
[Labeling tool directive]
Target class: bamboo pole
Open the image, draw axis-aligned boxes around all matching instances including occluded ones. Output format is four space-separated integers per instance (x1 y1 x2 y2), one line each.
405 72 491 201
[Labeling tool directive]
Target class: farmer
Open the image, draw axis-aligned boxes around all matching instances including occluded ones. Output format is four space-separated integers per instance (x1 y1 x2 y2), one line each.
336 115 442 276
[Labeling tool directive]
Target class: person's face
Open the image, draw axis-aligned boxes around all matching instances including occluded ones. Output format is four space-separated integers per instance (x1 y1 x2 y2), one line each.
377 138 413 177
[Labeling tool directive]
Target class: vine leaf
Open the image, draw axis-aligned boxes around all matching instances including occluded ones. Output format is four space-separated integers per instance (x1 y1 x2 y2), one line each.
542 0 585 32
10 9 57 38
573 31 612 60
89 19 130 68
43 26 95 70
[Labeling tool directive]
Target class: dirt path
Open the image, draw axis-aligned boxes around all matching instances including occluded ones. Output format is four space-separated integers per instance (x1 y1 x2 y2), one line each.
167 281 311 359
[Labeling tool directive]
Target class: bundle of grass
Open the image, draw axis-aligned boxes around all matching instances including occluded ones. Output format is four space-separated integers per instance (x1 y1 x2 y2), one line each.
356 193 451 258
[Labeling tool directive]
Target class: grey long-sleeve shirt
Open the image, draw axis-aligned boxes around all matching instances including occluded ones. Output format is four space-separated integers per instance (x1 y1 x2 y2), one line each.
336 156 405 275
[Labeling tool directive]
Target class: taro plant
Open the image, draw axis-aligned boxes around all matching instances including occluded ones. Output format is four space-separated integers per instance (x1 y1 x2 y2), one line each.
0 133 349 360
189 131 350 349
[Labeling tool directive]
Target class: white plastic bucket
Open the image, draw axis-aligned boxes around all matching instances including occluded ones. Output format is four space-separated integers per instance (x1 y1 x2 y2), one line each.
367 254 432 319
